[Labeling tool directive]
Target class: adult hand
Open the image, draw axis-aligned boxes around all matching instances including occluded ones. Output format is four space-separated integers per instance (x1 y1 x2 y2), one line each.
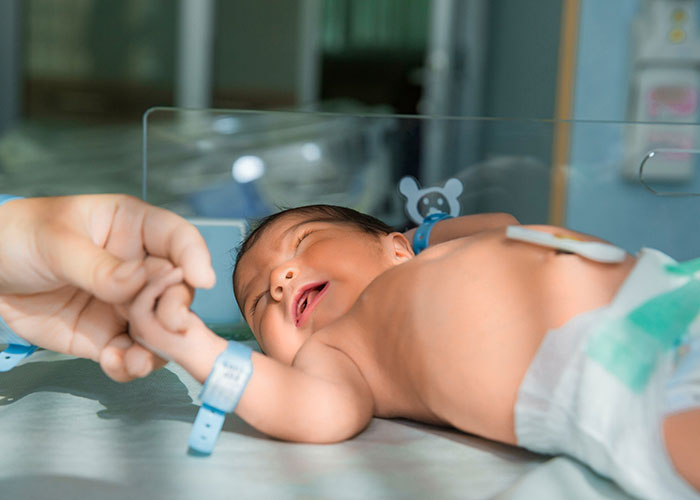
0 195 215 381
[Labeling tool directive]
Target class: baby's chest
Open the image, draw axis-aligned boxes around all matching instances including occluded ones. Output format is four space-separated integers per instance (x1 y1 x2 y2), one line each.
347 314 536 441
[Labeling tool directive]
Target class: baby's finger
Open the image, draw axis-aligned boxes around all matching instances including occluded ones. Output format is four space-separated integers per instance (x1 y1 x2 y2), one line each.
155 282 194 332
124 343 168 379
130 268 184 319
128 268 183 348
99 333 136 382
114 258 175 321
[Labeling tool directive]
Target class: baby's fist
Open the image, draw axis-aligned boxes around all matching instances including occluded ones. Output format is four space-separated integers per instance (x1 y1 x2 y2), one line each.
127 262 186 360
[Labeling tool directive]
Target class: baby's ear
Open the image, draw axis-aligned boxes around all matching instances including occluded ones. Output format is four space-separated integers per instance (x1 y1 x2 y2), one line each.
388 232 414 262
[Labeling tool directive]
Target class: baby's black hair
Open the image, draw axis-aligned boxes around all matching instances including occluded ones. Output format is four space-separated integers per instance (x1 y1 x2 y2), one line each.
232 205 394 308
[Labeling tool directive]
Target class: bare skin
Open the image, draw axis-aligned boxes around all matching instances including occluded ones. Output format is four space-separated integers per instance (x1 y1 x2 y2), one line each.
663 410 700 491
0 195 215 381
127 212 698 491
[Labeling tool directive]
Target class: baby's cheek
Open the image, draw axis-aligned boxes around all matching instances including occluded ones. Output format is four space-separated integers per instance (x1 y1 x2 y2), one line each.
320 292 353 326
257 324 287 363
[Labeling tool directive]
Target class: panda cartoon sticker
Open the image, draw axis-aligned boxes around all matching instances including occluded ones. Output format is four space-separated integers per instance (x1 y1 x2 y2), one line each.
398 176 463 225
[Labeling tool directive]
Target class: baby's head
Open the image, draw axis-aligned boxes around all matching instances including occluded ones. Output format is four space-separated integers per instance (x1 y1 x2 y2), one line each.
233 205 413 363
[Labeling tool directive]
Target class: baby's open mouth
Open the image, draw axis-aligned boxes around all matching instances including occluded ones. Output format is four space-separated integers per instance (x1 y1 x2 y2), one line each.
294 282 329 327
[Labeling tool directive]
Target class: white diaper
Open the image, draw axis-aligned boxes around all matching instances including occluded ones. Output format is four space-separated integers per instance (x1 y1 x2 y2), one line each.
515 248 700 500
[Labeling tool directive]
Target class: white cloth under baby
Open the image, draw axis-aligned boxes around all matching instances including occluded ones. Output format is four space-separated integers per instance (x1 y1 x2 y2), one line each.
515 248 700 500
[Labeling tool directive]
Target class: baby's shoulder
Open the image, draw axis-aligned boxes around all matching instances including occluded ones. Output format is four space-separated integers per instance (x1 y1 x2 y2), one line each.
292 329 370 384
292 335 331 364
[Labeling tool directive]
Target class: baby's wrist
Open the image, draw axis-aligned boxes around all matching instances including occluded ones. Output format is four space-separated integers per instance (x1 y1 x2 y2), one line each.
172 320 228 383
188 340 253 455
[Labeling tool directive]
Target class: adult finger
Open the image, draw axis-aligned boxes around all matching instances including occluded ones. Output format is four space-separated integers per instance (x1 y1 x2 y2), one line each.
99 333 137 382
129 199 216 290
45 229 147 304
124 343 168 379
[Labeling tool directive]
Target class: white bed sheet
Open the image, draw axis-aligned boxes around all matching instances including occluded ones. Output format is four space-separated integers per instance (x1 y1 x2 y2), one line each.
0 349 634 500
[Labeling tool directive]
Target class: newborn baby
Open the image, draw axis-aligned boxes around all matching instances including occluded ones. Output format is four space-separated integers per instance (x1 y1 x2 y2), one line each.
128 205 700 500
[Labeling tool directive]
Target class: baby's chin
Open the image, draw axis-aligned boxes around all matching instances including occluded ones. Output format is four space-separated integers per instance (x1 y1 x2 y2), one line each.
255 315 337 363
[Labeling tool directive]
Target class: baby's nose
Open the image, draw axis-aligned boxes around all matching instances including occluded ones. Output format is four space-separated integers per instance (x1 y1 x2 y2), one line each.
271 269 295 301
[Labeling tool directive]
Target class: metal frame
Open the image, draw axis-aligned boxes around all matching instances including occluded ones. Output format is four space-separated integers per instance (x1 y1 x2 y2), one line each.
297 0 322 107
175 0 215 109
420 0 490 185
0 0 21 136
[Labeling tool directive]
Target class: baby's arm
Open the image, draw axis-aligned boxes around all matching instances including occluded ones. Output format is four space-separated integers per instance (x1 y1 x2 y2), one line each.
403 212 518 248
236 340 374 442
128 269 374 443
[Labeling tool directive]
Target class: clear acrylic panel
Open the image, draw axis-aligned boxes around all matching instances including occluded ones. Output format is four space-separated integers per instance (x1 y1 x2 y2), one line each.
142 108 404 223
144 108 700 336
0 123 143 198
143 107 700 256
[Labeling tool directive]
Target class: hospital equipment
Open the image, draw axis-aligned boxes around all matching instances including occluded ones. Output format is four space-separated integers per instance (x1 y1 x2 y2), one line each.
2 109 700 499
625 0 700 181
398 176 463 224
398 176 462 254
639 148 700 196
505 226 628 263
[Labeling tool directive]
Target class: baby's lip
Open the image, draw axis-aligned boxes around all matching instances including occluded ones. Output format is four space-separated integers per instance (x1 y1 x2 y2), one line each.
293 281 329 328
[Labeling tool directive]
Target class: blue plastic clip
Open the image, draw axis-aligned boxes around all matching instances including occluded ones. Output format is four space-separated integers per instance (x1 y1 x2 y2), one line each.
0 344 38 372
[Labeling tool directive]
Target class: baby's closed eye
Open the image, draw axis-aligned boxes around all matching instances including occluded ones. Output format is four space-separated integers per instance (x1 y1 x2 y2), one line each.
250 290 266 317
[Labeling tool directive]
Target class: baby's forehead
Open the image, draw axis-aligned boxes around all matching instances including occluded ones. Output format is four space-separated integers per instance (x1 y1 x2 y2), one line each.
251 211 355 246
234 213 319 288
248 212 316 250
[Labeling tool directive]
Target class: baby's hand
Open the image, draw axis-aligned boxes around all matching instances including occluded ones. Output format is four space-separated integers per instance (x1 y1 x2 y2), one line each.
126 257 229 383
125 258 191 361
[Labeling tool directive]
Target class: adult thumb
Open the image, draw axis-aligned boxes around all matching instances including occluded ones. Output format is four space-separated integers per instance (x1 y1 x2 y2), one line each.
51 232 148 304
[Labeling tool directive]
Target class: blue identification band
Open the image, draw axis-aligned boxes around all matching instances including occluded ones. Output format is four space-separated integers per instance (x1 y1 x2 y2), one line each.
188 341 253 455
0 344 38 372
412 212 452 255
0 195 23 207
0 195 37 371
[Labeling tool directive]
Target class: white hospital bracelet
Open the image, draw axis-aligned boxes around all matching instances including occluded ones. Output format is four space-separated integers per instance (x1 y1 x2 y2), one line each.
188 341 253 455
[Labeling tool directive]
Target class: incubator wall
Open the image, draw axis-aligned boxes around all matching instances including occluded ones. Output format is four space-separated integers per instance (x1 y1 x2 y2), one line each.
144 107 700 250
2 108 698 336
140 108 700 335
